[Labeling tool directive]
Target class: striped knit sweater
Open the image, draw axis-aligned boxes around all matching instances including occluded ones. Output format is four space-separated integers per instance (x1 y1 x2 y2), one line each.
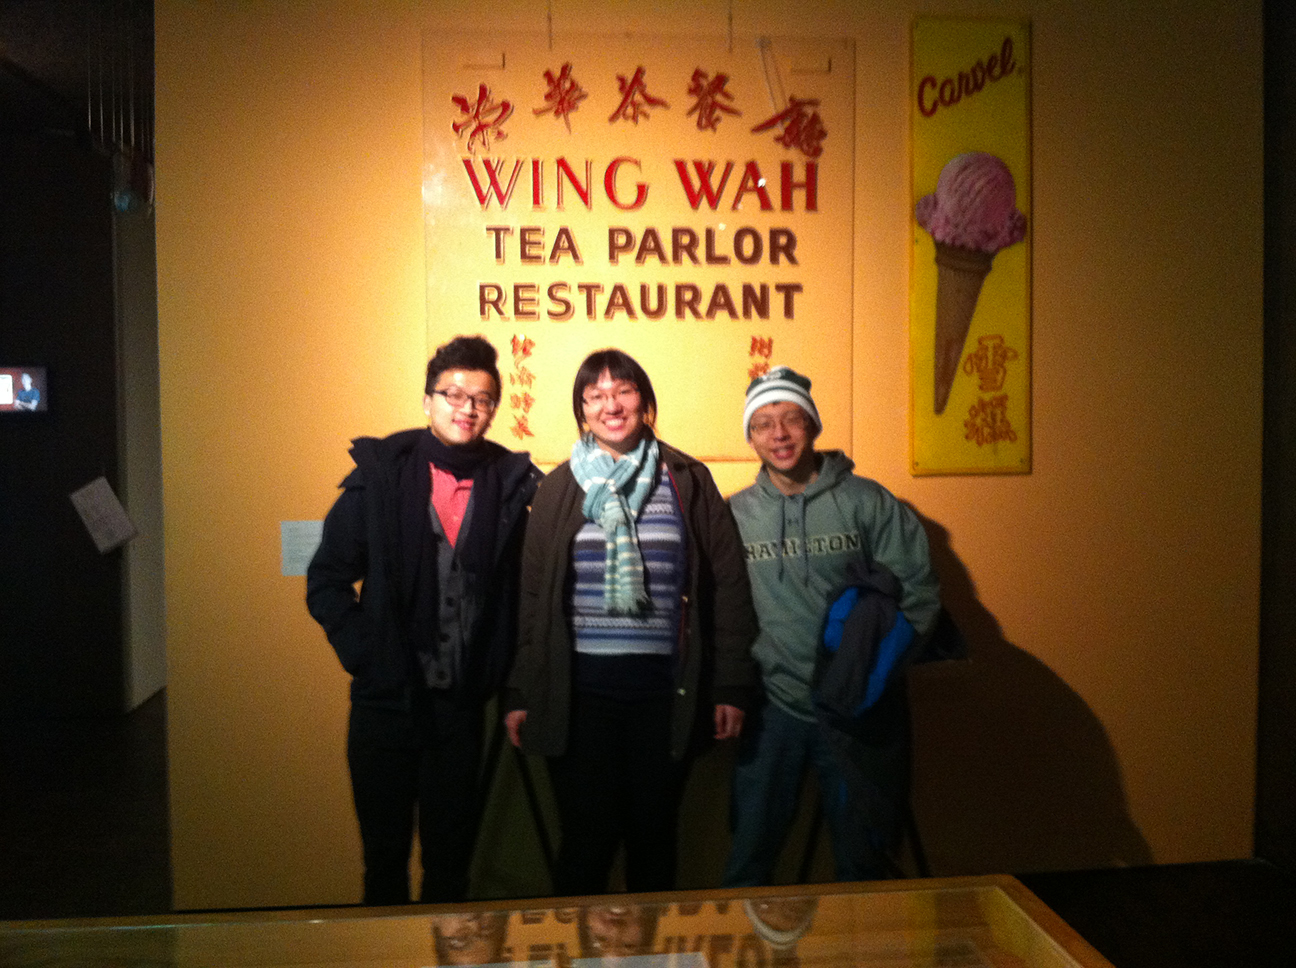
568 463 686 698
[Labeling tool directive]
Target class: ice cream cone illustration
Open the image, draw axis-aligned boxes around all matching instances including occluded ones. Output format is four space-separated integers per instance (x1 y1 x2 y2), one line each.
916 152 1026 414
932 242 993 414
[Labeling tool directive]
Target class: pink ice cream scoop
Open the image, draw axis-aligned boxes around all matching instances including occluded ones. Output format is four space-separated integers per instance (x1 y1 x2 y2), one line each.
916 152 1027 415
915 152 1026 253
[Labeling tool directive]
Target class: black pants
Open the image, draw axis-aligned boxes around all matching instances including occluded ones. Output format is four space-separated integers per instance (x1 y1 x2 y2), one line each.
546 691 691 896
346 690 483 905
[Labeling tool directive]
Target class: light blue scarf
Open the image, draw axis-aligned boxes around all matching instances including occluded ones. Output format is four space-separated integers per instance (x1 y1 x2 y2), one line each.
570 432 660 615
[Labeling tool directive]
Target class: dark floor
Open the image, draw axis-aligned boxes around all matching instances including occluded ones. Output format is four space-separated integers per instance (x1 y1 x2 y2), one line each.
1 694 1293 968
1019 861 1295 968
0 690 172 921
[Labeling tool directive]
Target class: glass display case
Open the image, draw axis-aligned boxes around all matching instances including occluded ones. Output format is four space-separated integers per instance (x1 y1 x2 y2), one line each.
0 876 1112 968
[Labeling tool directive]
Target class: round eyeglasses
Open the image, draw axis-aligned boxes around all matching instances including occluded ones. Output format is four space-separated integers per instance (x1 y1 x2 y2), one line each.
582 385 640 411
749 412 811 437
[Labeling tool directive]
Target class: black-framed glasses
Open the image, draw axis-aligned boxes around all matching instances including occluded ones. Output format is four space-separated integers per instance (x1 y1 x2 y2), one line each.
432 387 498 413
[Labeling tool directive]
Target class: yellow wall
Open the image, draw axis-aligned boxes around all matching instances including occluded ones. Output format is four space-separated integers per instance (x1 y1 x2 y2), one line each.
156 0 1263 909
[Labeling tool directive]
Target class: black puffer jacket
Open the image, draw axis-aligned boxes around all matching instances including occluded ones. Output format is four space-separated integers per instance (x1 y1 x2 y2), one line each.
307 428 541 708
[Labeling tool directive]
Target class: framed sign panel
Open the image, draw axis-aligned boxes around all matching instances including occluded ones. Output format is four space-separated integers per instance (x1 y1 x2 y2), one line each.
910 19 1031 475
424 32 854 463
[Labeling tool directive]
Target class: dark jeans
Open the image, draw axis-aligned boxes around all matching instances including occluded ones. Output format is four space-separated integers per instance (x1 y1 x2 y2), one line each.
546 691 691 896
723 700 901 886
347 690 484 905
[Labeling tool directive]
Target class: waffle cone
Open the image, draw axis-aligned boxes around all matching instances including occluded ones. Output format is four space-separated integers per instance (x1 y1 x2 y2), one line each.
932 241 994 414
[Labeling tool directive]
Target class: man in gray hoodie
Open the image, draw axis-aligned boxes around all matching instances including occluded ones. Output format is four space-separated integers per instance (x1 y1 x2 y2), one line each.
723 366 941 886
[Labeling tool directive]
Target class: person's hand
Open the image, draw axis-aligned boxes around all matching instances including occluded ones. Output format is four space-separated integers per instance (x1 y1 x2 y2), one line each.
504 709 528 747
714 704 744 740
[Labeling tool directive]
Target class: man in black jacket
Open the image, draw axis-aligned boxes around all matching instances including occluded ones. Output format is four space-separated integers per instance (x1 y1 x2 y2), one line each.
307 336 540 904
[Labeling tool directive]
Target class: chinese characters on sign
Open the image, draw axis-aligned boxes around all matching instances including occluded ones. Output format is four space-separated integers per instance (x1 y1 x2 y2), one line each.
964 395 1017 446
452 65 829 149
751 97 827 157
609 66 670 124
508 334 537 440
452 84 513 153
963 334 1018 394
748 336 774 381
534 63 588 131
961 334 1019 446
687 70 741 131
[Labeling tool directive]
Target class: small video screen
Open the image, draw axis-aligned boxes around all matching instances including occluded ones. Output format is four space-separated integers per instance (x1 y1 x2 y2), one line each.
0 367 48 413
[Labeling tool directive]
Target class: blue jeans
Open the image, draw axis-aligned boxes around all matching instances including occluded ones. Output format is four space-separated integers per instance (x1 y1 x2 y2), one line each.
723 700 901 886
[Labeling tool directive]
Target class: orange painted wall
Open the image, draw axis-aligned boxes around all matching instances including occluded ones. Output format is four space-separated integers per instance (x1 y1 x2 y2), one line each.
156 0 1262 909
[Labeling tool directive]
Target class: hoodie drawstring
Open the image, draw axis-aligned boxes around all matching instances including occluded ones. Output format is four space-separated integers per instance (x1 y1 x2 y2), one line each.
777 492 811 583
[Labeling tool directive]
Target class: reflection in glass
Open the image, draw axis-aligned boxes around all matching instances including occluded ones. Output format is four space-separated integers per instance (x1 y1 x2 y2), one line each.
432 910 510 966
743 896 817 944
0 883 1099 967
579 903 663 958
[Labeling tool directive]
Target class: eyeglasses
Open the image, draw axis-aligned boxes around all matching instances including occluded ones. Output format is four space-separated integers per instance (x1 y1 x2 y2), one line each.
432 387 498 413
582 385 640 411
749 412 811 437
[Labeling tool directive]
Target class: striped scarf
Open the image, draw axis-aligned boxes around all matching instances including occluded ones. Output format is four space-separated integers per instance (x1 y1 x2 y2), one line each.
570 432 660 616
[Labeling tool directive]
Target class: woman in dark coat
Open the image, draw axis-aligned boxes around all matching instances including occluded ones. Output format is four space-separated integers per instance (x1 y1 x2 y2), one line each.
505 348 757 895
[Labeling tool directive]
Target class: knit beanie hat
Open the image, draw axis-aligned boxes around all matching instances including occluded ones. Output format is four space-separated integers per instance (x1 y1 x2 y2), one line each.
743 366 822 439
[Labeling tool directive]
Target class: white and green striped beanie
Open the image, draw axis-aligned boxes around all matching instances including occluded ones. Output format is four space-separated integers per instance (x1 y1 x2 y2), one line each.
743 366 822 439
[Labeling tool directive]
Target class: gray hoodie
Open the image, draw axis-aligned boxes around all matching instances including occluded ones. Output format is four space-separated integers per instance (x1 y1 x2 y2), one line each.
728 451 941 720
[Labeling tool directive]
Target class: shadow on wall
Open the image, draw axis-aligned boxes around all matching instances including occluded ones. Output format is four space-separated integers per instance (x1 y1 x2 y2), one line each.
472 508 1152 899
909 510 1152 874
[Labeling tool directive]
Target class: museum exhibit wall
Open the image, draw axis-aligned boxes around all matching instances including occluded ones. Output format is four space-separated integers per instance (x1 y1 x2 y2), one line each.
155 0 1263 909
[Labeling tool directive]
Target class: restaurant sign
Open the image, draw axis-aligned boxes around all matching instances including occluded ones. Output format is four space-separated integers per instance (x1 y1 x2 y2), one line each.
423 32 854 463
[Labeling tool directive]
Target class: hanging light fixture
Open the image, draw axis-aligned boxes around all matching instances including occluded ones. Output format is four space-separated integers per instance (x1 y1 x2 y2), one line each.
87 0 153 213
